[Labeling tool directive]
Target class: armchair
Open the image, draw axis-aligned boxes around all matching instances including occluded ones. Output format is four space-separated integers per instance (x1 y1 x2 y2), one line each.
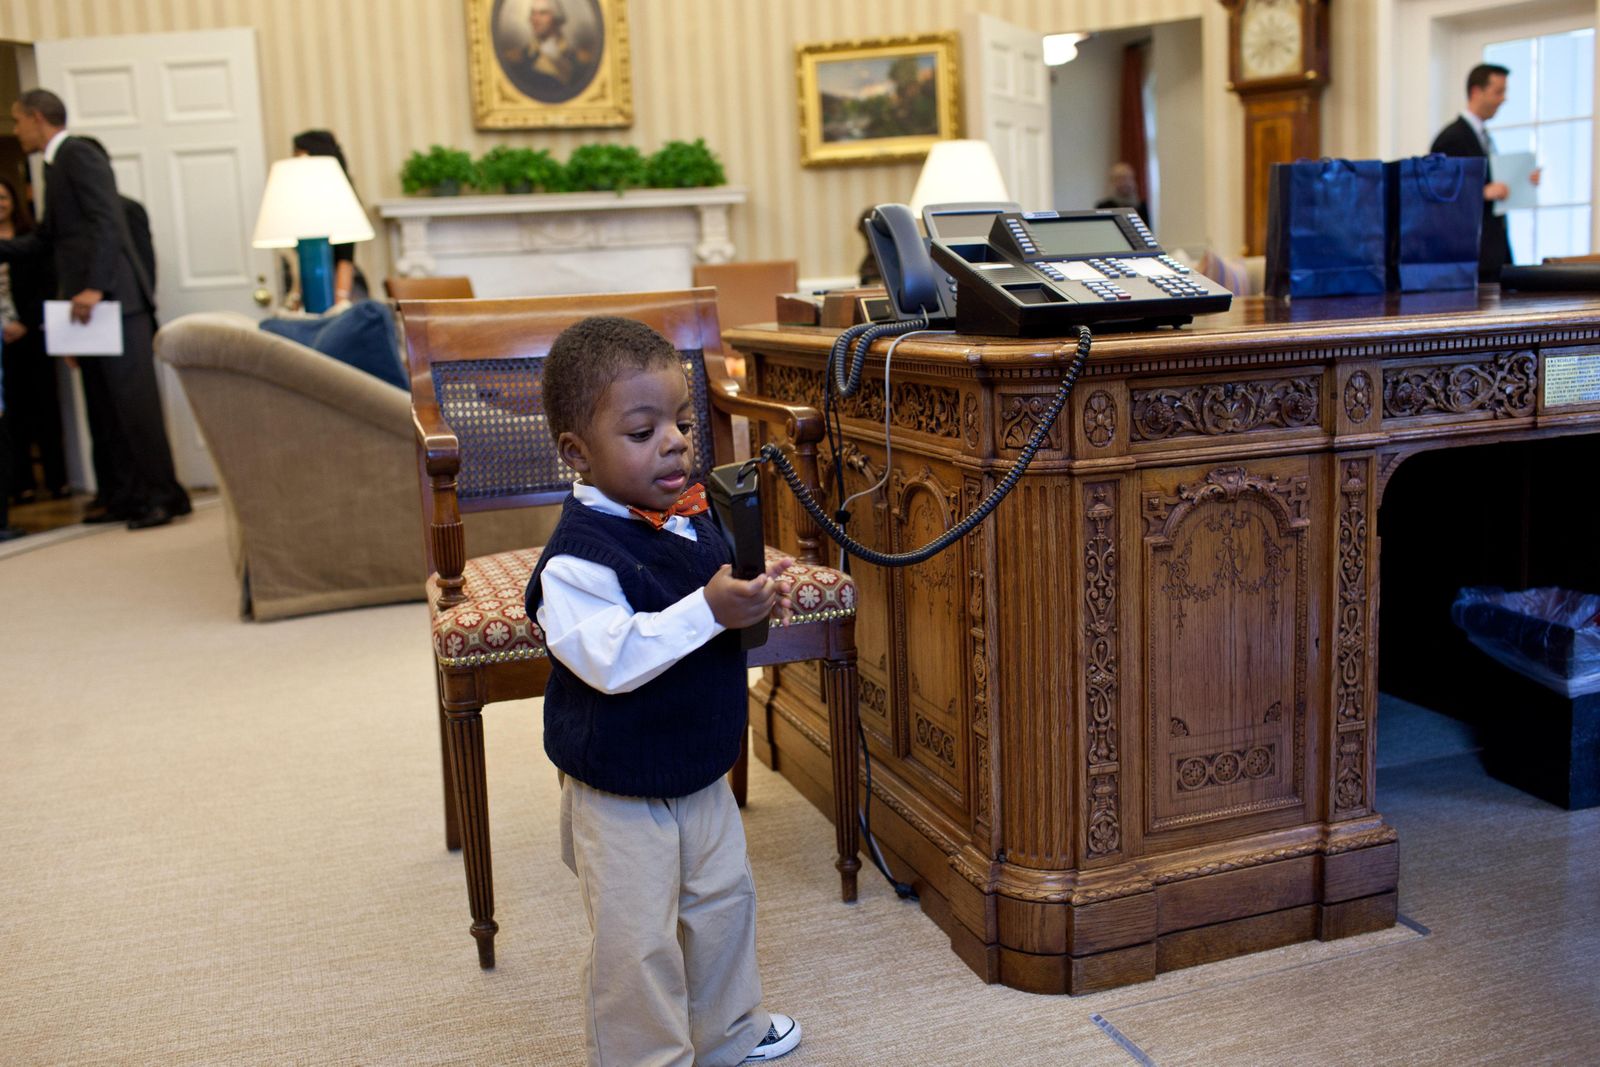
398 289 860 969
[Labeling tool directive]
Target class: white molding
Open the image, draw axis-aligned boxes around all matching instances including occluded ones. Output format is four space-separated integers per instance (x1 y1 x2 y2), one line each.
375 187 747 293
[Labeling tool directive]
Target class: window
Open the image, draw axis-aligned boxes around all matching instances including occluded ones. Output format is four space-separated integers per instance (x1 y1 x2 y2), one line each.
1483 29 1594 262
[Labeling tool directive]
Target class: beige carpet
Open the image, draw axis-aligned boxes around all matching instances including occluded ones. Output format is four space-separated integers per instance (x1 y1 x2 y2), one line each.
2 506 1596 1065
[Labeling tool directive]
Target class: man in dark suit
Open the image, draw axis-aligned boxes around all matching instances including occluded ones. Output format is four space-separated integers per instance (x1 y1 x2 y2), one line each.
1430 63 1538 282
0 88 189 529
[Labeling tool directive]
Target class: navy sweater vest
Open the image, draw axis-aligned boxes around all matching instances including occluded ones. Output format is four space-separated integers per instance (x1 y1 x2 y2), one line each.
526 495 746 798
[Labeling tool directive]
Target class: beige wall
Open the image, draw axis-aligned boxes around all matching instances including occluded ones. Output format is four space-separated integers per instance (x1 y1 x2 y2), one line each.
0 0 1386 277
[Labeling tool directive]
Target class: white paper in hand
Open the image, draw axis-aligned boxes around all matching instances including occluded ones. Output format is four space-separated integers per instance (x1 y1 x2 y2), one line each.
44 300 123 356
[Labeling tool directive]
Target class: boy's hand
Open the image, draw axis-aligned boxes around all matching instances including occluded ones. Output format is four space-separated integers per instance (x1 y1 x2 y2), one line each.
706 557 795 630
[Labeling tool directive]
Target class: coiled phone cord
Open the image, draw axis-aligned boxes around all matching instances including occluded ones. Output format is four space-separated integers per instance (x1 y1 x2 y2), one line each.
749 325 1092 568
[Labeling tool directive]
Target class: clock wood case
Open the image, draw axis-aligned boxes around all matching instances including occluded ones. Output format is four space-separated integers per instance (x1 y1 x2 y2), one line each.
1222 0 1332 256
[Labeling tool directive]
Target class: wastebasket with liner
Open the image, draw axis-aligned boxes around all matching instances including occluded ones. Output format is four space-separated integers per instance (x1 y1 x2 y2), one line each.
1451 587 1600 809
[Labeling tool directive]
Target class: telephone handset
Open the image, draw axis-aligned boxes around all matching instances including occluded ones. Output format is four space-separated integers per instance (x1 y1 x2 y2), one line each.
863 201 1023 323
864 204 952 321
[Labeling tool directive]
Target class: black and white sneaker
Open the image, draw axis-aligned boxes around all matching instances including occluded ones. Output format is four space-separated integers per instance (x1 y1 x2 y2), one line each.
743 1013 801 1061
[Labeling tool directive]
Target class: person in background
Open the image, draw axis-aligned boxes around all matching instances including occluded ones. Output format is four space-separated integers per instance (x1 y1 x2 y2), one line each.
526 315 802 1065
1430 62 1540 282
1095 161 1150 228
73 136 161 511
0 89 189 529
0 174 67 505
0 334 27 541
291 129 368 306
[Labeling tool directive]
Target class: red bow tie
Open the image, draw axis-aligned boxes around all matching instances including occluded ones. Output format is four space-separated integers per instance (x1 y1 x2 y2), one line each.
628 482 708 530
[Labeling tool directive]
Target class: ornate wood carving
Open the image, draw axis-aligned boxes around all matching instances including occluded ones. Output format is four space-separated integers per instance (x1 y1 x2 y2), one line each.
1084 482 1122 859
890 464 968 804
1344 371 1373 423
1143 464 1309 833
1000 391 1065 450
1143 466 1311 537
1176 744 1277 792
965 477 994 835
963 390 981 448
763 363 963 438
1084 390 1116 448
1130 376 1319 441
859 676 888 724
915 713 957 767
1334 458 1371 816
1382 351 1536 419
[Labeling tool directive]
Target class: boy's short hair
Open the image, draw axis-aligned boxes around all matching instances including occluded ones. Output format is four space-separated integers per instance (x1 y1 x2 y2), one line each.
543 316 684 440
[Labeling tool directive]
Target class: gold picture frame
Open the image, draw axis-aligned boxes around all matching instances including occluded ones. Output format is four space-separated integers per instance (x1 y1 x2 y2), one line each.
466 0 632 129
796 32 962 167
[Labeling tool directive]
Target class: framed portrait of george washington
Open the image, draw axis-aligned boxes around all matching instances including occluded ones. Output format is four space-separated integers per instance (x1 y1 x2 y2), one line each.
467 0 632 128
796 32 961 166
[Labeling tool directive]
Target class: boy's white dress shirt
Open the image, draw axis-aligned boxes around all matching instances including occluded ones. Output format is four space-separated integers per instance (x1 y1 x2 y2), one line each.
535 481 727 695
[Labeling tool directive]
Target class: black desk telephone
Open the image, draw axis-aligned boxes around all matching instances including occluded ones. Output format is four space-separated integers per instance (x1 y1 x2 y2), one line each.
864 201 1232 336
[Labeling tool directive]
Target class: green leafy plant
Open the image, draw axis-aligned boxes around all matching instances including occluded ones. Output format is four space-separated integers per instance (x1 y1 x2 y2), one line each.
475 145 566 194
645 139 726 189
400 145 475 195
563 143 648 192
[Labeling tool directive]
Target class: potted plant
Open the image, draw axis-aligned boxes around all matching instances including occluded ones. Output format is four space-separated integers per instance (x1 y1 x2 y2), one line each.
475 145 566 194
400 145 475 196
645 138 726 188
563 143 648 192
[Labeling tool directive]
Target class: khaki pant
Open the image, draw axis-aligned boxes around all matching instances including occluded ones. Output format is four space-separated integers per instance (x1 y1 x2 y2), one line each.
561 774 769 1067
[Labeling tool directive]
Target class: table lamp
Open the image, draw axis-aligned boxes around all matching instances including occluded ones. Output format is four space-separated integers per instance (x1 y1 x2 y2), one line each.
908 139 1010 216
251 156 374 313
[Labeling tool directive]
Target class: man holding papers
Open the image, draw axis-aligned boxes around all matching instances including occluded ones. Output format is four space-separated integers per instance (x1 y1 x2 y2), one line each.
0 88 188 530
1430 63 1541 283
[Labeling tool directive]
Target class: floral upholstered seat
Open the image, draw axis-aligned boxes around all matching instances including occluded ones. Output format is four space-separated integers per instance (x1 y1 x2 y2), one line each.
430 546 855 669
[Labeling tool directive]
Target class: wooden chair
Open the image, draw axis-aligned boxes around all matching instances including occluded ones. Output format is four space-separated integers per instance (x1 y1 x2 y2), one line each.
691 260 799 380
385 275 476 299
398 289 861 969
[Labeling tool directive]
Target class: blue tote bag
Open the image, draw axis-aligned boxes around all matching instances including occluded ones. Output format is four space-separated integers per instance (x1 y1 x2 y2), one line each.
1264 158 1387 298
1386 154 1485 292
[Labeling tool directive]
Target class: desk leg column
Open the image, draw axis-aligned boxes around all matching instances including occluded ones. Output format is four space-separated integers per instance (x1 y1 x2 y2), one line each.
823 647 861 902
1322 452 1397 939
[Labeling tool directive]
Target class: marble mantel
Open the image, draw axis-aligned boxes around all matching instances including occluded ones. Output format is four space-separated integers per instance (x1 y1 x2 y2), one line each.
374 186 747 298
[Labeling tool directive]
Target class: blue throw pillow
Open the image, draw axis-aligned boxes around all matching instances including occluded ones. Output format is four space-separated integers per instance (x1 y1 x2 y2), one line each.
260 301 407 390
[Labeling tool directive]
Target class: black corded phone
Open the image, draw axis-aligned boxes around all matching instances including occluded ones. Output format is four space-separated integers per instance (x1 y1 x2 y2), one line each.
863 200 1019 322
865 201 1233 335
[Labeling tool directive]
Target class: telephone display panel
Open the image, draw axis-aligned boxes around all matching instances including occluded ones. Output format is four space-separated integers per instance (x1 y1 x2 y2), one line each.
926 210 1007 240
1026 217 1135 256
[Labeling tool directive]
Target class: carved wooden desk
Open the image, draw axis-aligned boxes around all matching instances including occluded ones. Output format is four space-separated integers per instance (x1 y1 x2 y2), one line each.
728 290 1600 994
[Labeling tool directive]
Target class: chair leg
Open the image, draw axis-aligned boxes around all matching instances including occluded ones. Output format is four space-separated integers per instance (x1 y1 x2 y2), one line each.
822 653 861 903
443 702 498 968
436 670 461 852
730 726 749 808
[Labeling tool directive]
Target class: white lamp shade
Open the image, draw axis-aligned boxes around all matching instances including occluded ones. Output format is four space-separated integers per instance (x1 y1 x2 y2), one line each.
251 156 374 248
908 139 1010 215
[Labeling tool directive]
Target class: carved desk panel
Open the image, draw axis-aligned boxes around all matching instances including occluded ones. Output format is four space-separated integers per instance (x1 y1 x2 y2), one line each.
728 291 1600 994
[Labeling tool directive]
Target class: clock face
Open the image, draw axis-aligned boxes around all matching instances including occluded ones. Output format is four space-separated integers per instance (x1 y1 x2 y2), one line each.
1240 0 1303 81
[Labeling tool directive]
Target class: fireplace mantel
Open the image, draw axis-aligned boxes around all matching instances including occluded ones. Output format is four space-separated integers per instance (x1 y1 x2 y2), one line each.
375 186 748 298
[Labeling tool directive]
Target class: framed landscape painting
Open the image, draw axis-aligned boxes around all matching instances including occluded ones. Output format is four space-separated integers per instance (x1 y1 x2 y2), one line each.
467 0 633 129
796 32 961 166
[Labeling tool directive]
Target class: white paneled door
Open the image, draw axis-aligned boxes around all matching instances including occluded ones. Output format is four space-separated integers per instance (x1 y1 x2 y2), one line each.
963 13 1052 213
36 28 270 488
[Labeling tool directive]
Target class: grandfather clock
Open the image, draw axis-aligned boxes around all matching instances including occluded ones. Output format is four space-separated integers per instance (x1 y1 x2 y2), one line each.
1222 0 1331 255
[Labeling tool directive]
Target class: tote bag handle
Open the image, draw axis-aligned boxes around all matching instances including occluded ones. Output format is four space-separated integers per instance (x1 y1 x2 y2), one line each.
1415 153 1467 202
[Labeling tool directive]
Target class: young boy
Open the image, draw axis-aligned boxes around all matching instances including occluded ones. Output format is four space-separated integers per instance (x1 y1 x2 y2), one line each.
527 316 803 1065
